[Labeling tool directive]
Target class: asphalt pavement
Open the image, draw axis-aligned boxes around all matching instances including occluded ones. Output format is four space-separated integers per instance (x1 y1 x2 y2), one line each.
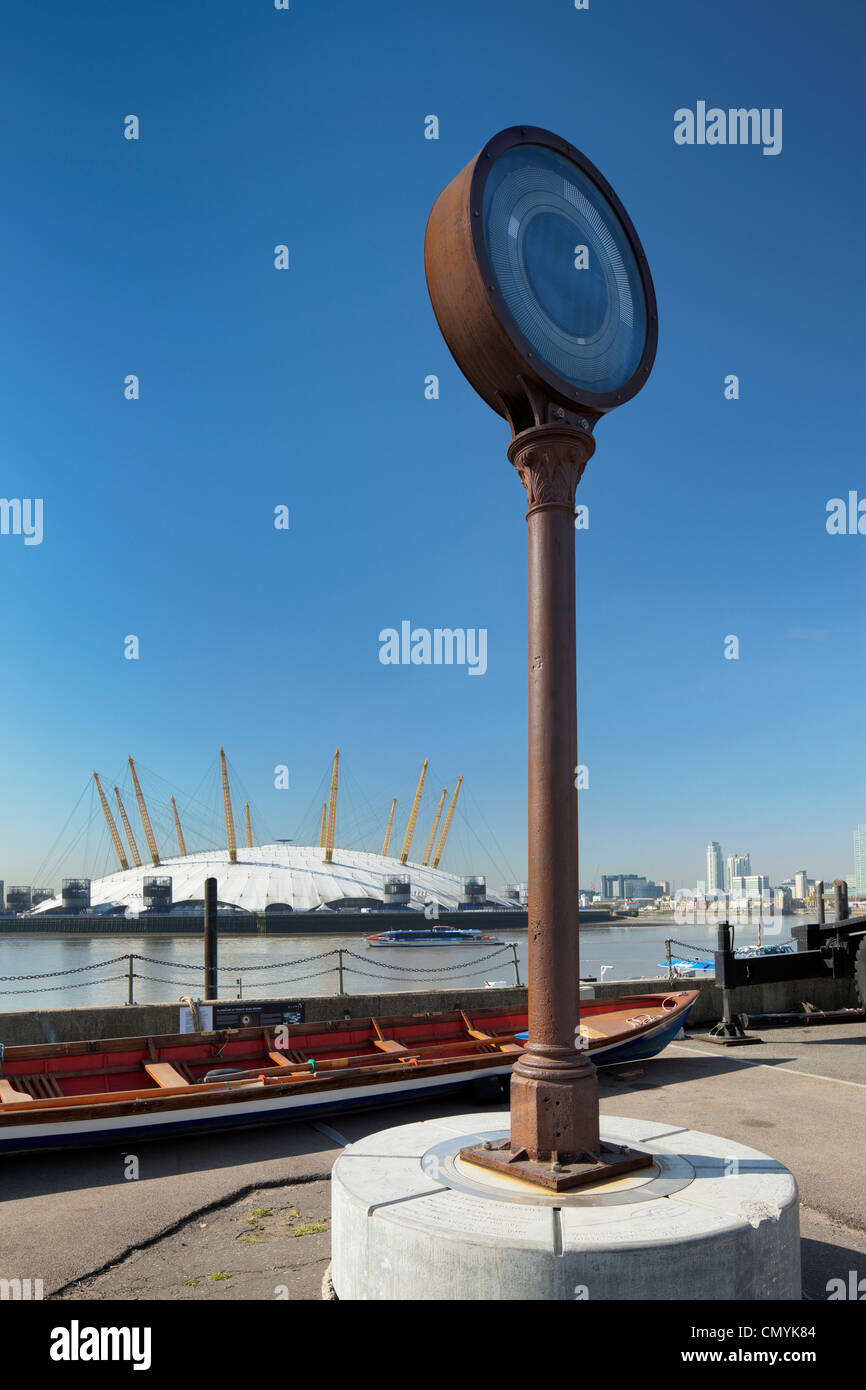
2 1020 863 1302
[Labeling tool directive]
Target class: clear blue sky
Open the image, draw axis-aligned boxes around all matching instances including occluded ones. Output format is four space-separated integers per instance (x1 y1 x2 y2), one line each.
1 0 863 892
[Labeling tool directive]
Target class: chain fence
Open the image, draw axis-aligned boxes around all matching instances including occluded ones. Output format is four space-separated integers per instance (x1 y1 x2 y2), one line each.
663 937 717 983
0 943 524 1005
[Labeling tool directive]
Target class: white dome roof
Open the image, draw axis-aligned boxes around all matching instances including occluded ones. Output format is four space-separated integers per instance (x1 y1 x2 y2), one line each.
29 844 510 916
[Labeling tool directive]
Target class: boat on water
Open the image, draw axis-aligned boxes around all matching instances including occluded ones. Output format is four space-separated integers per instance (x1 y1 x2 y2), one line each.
364 927 504 948
0 992 698 1155
659 958 714 977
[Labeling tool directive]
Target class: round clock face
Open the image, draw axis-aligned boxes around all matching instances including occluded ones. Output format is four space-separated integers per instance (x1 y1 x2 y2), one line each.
481 144 649 397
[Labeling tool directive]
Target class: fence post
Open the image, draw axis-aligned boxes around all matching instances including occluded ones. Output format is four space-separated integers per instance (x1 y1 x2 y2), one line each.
665 939 673 982
204 876 218 1000
511 943 521 987
127 955 135 1006
337 949 345 994
815 880 825 925
236 977 242 999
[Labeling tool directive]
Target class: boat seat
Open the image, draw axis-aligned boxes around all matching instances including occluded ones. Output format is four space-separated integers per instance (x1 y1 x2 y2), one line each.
144 1062 190 1089
0 1079 34 1104
372 1039 411 1055
497 1042 523 1053
268 1051 294 1067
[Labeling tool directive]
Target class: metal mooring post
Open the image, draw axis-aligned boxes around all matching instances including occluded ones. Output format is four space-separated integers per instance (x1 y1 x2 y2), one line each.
203 876 219 1000
127 955 135 1006
707 921 759 1045
337 949 345 994
511 943 521 987
717 921 736 1028
834 879 849 923
815 880 825 925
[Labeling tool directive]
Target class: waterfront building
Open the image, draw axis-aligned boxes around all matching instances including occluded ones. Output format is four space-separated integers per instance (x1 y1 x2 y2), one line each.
794 870 808 901
6 885 32 913
706 842 724 894
854 825 866 893
725 853 751 892
730 874 769 901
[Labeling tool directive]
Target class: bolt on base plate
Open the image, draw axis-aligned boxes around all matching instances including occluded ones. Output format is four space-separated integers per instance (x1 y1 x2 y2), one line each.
458 1138 655 1192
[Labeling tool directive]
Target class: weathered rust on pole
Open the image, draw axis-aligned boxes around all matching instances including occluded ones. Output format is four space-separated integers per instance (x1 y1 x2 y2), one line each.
204 876 219 1000
507 423 601 1162
425 127 658 1188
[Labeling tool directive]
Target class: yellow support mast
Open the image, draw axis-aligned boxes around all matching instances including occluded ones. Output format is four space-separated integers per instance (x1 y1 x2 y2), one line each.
128 757 160 867
323 750 339 863
319 802 328 848
422 787 447 867
114 785 142 868
432 774 463 868
245 801 253 849
93 772 129 871
399 759 428 865
220 747 237 863
171 796 187 857
381 798 397 857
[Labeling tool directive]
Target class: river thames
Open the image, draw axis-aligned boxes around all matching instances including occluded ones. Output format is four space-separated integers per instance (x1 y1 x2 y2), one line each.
0 914 800 1012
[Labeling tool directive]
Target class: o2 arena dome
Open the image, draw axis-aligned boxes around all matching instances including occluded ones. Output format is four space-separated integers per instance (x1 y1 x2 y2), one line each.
29 845 512 917
27 751 520 918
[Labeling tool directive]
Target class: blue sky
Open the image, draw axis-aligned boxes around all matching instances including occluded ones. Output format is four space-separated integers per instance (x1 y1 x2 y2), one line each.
1 0 863 891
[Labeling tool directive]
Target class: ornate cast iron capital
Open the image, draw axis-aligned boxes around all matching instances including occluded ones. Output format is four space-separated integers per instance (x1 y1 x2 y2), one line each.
507 424 596 514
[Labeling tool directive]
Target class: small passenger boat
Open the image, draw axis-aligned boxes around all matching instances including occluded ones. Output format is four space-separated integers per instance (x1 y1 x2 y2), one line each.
0 992 697 1155
364 927 504 948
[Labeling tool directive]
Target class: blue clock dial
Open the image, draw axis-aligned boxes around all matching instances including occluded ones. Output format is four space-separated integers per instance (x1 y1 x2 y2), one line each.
482 145 648 396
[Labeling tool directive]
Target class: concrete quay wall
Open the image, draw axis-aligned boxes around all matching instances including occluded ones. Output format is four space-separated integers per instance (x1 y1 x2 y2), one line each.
0 973 856 1047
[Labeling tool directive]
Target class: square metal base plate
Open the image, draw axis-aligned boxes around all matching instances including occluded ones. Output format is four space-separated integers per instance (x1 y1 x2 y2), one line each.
458 1139 655 1192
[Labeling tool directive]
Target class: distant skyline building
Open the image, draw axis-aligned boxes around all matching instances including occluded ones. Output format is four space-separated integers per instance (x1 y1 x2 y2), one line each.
854 826 866 894
794 870 808 901
601 873 662 901
725 853 751 893
731 874 769 901
706 842 724 894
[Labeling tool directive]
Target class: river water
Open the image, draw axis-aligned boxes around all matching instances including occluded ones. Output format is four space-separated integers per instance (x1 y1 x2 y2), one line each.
0 914 801 1013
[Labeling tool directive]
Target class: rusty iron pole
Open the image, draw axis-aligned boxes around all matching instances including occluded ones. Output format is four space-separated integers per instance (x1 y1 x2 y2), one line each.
506 424 601 1163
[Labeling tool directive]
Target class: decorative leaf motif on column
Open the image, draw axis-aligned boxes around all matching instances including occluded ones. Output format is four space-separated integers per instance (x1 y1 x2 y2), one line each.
509 428 595 509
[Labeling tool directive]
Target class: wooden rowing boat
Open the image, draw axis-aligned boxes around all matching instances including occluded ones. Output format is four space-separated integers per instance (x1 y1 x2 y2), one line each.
0 991 697 1155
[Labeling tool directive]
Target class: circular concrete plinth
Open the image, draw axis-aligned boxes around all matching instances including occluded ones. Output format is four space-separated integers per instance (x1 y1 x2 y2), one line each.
331 1113 801 1300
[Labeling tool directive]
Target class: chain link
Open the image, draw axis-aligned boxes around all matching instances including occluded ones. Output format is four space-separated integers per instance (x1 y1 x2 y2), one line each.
0 975 128 996
0 955 131 982
341 946 511 974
